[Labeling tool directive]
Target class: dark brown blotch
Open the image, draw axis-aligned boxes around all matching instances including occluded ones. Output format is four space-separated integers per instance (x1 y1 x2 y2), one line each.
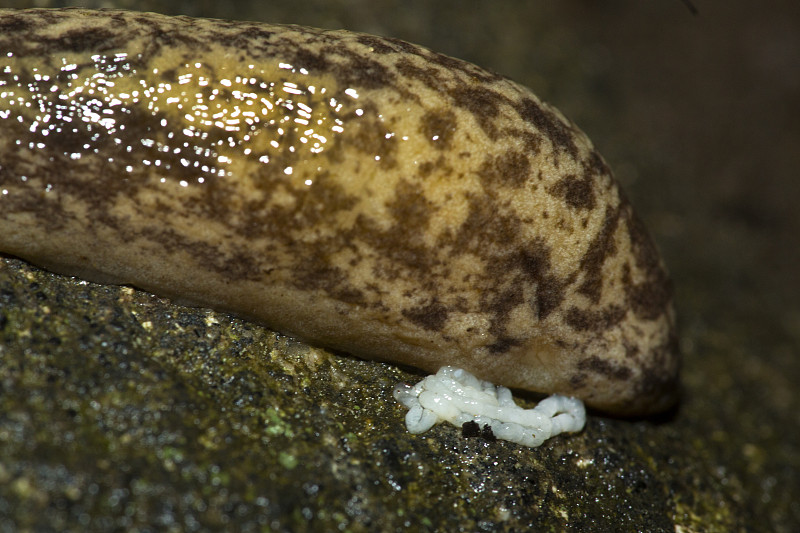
137 225 265 282
565 305 626 332
485 288 524 340
577 355 632 381
487 337 522 354
451 195 522 252
291 247 366 305
448 200 565 336
46 27 122 53
623 209 672 321
425 51 503 84
328 44 397 90
480 241 567 352
631 332 680 411
479 151 531 188
146 26 204 50
548 175 596 210
514 244 566 320
0 14 32 34
344 104 398 167
218 26 276 52
505 128 543 155
382 36 425 56
418 161 435 178
577 207 621 303
420 109 457 150
287 45 334 73
386 179 431 229
584 149 611 178
355 34 397 55
402 299 449 331
569 373 587 389
626 207 664 279
395 57 442 90
448 86 509 140
623 264 672 322
352 214 435 279
266 173 360 233
515 98 578 159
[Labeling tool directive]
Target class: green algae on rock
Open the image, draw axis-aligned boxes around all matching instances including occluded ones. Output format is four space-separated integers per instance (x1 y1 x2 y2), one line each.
0 8 678 415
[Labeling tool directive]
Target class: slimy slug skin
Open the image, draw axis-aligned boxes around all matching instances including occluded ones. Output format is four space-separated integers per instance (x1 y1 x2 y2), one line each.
0 8 678 415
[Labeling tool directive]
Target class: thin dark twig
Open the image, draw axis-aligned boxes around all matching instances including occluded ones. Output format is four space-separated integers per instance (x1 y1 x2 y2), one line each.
680 0 699 15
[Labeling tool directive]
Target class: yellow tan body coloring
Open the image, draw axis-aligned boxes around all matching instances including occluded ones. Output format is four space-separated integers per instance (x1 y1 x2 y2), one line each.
0 9 678 415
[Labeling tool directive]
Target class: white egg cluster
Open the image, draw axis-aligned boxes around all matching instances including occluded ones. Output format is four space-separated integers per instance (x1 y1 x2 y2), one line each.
393 366 586 447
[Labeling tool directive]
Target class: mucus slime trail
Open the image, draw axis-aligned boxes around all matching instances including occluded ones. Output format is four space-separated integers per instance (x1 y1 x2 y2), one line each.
0 9 678 416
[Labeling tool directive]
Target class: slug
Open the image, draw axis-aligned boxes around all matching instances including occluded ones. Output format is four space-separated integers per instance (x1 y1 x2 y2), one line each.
0 8 678 415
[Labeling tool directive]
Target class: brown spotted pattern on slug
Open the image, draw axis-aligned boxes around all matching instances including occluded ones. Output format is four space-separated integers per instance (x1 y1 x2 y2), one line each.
0 8 678 415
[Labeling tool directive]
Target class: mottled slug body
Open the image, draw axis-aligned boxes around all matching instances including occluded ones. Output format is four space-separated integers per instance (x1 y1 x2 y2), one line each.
0 9 678 415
